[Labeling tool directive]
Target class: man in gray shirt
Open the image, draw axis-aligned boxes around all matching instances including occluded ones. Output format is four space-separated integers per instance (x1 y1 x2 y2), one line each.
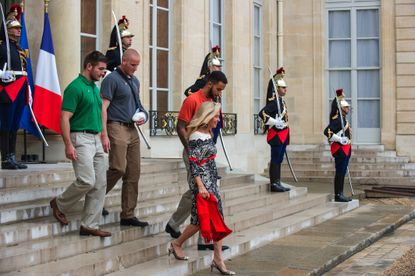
100 49 149 227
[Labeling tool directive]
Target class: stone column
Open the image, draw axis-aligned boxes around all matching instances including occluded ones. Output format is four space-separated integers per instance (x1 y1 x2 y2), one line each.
48 0 81 90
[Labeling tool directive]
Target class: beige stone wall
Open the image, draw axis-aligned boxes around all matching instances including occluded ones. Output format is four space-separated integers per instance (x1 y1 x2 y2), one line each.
395 0 415 160
282 0 325 144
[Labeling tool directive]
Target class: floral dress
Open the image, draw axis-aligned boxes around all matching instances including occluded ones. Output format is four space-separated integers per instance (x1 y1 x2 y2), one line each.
188 131 223 225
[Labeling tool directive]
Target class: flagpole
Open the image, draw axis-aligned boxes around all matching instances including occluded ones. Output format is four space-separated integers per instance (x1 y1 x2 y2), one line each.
45 0 49 13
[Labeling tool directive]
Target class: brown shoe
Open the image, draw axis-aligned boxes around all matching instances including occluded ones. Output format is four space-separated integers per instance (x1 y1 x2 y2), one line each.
50 198 69 225
79 226 111 237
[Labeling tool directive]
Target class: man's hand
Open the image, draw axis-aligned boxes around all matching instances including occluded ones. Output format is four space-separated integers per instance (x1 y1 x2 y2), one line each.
65 144 77 161
101 134 110 153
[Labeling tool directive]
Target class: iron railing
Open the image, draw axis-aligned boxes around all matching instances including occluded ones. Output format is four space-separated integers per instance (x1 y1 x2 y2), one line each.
254 114 266 135
149 110 237 136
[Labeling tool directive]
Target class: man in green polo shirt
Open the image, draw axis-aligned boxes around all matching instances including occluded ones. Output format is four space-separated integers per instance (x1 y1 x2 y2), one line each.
49 51 111 237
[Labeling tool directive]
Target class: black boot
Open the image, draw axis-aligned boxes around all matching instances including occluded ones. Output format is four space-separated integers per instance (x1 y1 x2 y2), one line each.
8 132 27 169
334 174 350 202
269 162 286 192
2 154 19 170
0 132 18 170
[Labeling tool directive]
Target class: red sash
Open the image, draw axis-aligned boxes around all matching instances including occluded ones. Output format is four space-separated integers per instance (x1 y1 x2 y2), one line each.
0 76 28 103
267 127 289 144
330 143 351 157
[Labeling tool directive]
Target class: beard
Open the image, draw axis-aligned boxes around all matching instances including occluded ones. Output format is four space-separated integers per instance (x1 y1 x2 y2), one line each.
208 88 221 103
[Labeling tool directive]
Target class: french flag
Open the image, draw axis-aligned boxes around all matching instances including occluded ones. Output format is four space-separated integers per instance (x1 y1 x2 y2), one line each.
33 12 62 134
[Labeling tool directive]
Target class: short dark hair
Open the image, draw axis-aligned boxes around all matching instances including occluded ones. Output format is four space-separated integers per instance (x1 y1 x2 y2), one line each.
208 70 228 85
83 51 107 69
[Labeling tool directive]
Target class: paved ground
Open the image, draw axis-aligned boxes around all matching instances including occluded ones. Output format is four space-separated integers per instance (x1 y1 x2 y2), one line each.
192 182 415 276
326 219 415 275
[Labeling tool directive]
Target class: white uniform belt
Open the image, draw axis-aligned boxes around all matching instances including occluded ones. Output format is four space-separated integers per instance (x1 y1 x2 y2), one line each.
11 71 27 76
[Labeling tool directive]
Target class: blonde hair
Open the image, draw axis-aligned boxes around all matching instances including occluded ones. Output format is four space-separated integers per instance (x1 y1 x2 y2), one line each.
187 102 221 139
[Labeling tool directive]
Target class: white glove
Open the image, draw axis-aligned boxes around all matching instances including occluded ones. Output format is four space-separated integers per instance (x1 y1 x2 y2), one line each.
330 134 349 145
132 110 147 122
274 117 285 129
0 64 14 82
265 116 277 126
340 136 349 145
330 133 342 143
266 116 285 129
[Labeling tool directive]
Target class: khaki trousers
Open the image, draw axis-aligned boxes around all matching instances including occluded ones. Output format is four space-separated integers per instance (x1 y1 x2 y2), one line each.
56 133 106 229
106 123 141 219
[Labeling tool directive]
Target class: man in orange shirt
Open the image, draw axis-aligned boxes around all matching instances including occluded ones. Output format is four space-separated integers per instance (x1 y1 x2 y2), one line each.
166 71 229 251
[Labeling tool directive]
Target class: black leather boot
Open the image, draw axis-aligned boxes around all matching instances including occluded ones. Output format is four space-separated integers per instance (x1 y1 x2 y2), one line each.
0 132 18 169
269 162 286 192
2 154 19 170
8 132 27 169
334 174 351 202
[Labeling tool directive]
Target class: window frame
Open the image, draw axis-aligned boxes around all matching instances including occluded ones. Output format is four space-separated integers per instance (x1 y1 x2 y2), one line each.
253 0 263 114
209 0 226 110
149 0 172 112
80 0 101 63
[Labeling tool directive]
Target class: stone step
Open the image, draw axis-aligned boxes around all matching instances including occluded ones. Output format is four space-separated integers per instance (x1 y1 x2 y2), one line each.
280 168 415 177
0 160 185 189
0 187 310 273
280 162 415 171
286 150 397 158
287 144 385 152
0 171 182 205
286 155 410 163
0 178 266 246
0 173 258 226
0 213 172 273
107 200 359 276
0 165 234 206
227 193 330 232
282 176 415 186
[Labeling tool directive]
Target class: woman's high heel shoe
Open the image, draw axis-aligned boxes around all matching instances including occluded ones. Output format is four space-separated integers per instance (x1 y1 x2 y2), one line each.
210 260 236 275
168 243 189 261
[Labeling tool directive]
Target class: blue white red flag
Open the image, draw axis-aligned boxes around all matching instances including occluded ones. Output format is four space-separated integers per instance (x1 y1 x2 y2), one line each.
18 10 41 138
32 12 62 134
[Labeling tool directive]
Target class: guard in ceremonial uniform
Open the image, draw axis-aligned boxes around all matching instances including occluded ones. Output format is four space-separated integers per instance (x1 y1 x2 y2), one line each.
324 89 352 202
184 45 222 97
259 67 290 192
184 46 223 143
0 5 28 170
105 16 134 71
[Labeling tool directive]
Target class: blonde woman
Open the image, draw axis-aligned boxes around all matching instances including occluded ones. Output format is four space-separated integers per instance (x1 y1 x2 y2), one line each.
168 102 235 275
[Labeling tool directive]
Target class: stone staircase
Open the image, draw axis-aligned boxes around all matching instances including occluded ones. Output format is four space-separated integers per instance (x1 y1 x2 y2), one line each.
0 158 358 275
280 145 415 186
